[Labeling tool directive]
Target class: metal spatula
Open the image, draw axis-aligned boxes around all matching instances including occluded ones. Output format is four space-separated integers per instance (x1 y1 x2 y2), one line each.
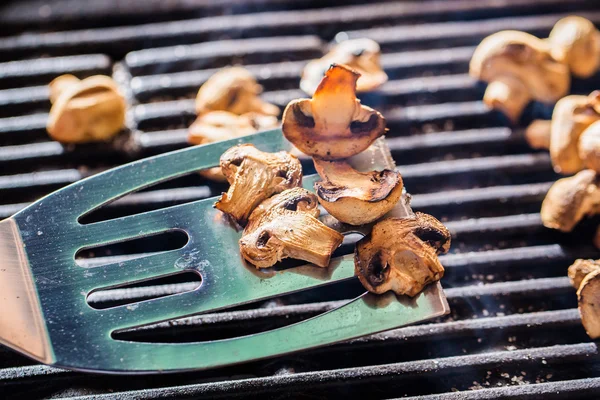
0 128 449 374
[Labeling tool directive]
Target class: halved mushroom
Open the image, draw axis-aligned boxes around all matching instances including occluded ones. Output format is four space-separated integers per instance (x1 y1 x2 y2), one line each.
579 120 600 173
188 111 279 181
300 38 388 96
195 67 279 117
568 259 600 289
239 187 344 268
470 31 570 123
540 169 600 232
282 64 387 160
47 75 126 143
548 16 600 79
577 268 600 339
313 158 403 225
355 212 451 297
215 144 302 226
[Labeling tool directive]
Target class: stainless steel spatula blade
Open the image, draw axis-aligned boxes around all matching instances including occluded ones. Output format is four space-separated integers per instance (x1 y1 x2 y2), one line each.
0 128 449 374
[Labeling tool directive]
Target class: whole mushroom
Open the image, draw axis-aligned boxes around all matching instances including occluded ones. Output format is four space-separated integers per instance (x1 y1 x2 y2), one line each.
354 212 451 297
282 64 387 160
240 187 344 268
47 75 126 143
548 16 600 79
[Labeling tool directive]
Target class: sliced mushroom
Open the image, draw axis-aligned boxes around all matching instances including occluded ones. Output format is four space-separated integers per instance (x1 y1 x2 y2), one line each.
568 259 600 289
470 31 570 123
188 111 279 181
579 119 600 173
550 93 600 174
215 144 302 226
354 212 451 297
195 67 279 117
282 64 387 160
577 268 600 339
300 38 388 96
240 187 344 268
548 16 600 79
541 169 600 232
47 75 126 143
313 158 403 225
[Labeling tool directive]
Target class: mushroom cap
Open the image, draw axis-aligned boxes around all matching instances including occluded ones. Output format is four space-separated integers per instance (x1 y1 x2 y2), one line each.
195 66 280 116
577 268 600 339
568 259 600 289
540 169 600 232
240 187 344 268
301 38 388 95
313 158 403 225
550 93 600 174
548 16 600 78
579 119 600 174
470 30 570 105
215 144 302 226
48 74 81 104
282 64 387 160
46 75 126 143
354 212 451 297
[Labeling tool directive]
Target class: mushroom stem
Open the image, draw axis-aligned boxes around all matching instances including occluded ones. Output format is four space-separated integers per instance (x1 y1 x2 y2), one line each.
525 120 551 149
483 77 531 123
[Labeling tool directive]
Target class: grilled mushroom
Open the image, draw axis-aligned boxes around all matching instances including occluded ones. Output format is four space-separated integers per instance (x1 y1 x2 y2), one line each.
524 119 552 150
577 268 600 339
470 31 570 123
240 187 344 268
215 144 302 226
195 67 279 117
313 158 403 225
568 259 600 289
548 16 600 79
188 111 279 181
47 75 126 143
300 38 388 96
579 120 600 173
282 64 387 160
354 212 451 297
540 169 600 232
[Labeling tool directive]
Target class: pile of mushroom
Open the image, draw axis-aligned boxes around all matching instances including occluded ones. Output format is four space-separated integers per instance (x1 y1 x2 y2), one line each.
568 259 600 339
46 75 126 143
188 67 280 180
470 16 600 123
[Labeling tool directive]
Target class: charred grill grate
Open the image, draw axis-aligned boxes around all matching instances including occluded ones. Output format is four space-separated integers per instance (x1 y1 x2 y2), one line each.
2 0 600 398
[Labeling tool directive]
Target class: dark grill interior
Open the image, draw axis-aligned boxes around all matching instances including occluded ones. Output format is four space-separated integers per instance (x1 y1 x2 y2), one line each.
2 0 600 398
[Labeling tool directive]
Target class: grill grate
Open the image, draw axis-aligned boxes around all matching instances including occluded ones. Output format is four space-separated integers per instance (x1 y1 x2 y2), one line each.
1 0 600 398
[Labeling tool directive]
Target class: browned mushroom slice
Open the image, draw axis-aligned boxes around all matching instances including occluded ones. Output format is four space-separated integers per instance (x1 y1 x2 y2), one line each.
282 64 387 160
541 169 600 232
301 38 388 95
470 31 570 123
215 144 302 226
195 67 279 117
568 259 600 289
47 75 126 143
548 16 600 79
354 212 451 297
579 119 600 174
577 268 600 339
240 187 344 268
313 158 403 225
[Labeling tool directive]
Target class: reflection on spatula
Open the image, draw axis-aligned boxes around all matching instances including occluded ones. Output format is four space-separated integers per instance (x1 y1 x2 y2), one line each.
0 128 449 374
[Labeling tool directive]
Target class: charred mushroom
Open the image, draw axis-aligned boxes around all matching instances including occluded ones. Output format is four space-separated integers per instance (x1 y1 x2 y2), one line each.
300 38 388 96
577 268 600 339
548 16 600 79
313 158 403 225
188 111 279 181
568 259 600 289
215 144 302 226
239 187 344 268
470 31 570 123
47 75 126 143
282 64 387 160
195 67 279 117
579 120 600 173
355 212 451 297
541 169 600 232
